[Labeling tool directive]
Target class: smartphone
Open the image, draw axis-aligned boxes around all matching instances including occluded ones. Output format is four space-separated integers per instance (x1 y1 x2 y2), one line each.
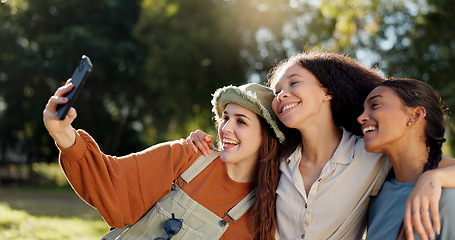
56 55 93 120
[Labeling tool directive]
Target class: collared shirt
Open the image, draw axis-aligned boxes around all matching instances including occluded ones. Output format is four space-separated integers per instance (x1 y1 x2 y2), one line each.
275 129 391 240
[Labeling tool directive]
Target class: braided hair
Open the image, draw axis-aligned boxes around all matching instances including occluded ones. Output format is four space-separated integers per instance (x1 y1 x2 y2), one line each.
379 78 446 172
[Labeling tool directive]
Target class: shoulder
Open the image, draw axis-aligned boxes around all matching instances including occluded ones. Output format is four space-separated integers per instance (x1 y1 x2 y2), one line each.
130 139 196 159
339 129 386 163
439 156 455 168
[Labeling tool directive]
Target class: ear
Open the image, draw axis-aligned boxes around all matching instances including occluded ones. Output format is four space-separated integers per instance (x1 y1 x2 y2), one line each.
411 106 426 124
326 94 333 101
323 94 333 102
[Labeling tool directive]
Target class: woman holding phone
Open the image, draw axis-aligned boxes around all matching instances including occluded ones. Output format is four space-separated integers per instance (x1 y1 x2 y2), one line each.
43 81 284 239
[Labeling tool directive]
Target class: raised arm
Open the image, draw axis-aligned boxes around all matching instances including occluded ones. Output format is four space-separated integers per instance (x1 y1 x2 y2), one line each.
403 156 455 240
43 81 198 228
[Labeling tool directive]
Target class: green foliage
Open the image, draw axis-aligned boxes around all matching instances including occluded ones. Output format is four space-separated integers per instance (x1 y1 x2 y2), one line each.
32 162 68 186
1 0 454 166
0 0 148 160
132 0 249 142
0 203 106 240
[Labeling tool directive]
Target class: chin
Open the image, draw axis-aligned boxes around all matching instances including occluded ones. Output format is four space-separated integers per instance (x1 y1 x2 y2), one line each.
364 143 382 153
220 152 233 163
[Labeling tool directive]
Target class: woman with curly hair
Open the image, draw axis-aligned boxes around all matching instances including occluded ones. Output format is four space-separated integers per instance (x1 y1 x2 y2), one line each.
187 51 455 240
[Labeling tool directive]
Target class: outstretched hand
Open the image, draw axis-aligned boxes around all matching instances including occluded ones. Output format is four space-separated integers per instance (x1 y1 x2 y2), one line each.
403 170 441 240
43 79 78 148
184 129 214 156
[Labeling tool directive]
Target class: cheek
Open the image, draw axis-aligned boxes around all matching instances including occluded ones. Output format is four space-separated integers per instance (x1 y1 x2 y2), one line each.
217 122 224 137
271 100 279 115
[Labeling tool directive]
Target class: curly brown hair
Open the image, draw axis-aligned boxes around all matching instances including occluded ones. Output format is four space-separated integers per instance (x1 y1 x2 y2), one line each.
268 51 385 136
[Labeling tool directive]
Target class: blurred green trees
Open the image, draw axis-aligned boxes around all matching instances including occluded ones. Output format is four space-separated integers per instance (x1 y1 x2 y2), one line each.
1 0 454 180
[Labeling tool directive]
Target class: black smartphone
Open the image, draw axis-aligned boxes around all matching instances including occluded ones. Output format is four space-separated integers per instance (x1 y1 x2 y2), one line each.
56 55 93 120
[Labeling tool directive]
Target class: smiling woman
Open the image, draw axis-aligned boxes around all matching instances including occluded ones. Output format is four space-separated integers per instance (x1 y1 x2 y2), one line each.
186 51 455 240
43 82 284 239
358 78 455 240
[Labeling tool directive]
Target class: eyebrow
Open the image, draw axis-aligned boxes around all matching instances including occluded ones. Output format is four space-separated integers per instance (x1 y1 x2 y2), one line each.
366 94 383 103
286 73 303 80
272 73 302 89
222 110 251 120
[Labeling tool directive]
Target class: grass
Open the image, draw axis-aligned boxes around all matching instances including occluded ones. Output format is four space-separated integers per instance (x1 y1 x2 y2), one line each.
0 185 108 240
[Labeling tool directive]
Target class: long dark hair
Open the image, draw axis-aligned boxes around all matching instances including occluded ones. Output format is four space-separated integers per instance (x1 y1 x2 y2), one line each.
251 116 281 240
379 78 446 172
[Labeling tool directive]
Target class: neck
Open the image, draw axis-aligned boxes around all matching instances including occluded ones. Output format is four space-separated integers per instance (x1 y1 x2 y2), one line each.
225 160 258 183
385 139 428 184
298 121 342 165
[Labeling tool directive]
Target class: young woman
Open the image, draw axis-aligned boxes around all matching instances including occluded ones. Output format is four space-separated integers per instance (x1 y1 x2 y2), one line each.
186 51 455 240
358 78 455 240
43 82 284 239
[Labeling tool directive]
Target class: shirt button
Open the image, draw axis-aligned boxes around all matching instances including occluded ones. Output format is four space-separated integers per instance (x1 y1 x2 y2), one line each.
301 233 305 238
305 203 308 208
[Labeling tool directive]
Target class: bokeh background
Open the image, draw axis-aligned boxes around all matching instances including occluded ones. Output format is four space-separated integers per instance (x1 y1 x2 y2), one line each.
1 0 454 239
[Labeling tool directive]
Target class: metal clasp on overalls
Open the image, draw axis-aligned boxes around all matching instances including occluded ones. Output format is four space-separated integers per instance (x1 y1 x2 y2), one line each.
171 176 187 191
218 211 236 227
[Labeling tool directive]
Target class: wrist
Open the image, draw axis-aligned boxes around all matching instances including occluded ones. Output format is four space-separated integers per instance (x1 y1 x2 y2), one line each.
52 127 76 149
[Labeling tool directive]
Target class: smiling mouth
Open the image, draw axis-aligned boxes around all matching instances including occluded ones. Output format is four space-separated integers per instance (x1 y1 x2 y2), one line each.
280 103 298 114
222 138 239 146
362 126 377 135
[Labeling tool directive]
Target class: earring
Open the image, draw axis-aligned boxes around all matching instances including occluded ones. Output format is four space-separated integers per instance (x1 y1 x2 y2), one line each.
407 122 412 126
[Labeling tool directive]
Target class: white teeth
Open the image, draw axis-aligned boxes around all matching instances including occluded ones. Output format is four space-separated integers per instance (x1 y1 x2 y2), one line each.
362 126 377 135
281 103 298 113
223 138 239 145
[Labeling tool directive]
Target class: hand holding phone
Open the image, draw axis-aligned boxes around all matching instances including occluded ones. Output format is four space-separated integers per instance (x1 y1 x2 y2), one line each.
56 55 93 120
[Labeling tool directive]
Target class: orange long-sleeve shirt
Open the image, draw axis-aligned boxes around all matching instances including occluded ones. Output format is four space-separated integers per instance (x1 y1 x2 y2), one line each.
58 129 255 239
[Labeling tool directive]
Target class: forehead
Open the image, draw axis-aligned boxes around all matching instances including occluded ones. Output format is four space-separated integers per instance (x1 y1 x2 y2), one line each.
223 103 256 117
271 63 317 88
366 86 402 104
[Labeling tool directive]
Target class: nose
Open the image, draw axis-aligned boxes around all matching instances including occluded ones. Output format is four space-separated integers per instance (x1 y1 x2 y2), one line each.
276 90 289 103
357 110 368 125
221 119 234 134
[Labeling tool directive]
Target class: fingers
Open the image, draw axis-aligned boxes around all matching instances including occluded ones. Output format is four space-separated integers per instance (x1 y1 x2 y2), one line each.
44 96 68 119
403 202 415 240
410 206 429 240
419 206 434 240
186 132 199 154
203 135 215 149
65 107 77 122
195 130 212 155
44 81 74 119
54 81 74 97
186 130 213 156
429 197 441 236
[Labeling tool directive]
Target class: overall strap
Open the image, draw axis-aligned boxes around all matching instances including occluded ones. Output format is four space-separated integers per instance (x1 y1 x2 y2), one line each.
180 149 220 184
222 189 256 224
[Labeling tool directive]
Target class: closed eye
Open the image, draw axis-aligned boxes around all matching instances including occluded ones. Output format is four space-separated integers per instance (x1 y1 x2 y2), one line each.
371 102 380 109
273 89 281 96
